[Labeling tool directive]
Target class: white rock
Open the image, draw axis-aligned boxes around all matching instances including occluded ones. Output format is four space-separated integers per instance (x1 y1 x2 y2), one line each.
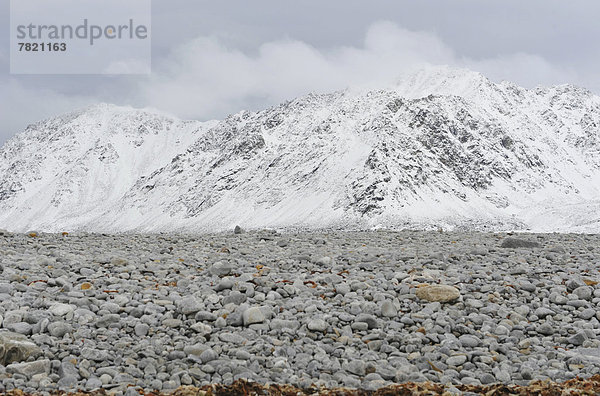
190 323 212 335
242 307 265 326
49 303 75 317
315 256 333 266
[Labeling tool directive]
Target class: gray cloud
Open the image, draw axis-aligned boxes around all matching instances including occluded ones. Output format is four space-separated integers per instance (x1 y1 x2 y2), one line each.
137 21 578 121
140 23 454 119
1 0 599 145
0 79 97 137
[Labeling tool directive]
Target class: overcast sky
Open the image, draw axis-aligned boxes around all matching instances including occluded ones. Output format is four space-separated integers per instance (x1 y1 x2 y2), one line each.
1 0 599 145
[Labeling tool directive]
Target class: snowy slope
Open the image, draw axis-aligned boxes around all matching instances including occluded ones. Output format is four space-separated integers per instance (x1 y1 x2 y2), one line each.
1 67 599 233
0 104 217 230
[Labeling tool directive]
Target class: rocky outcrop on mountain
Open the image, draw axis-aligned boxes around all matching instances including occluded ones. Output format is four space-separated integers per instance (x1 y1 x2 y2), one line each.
0 66 599 232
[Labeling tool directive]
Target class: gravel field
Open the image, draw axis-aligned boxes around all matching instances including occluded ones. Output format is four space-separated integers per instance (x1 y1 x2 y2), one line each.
1 228 600 394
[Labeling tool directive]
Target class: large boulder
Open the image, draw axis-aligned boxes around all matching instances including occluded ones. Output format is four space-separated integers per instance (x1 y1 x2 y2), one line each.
415 285 460 303
0 331 42 365
6 359 50 378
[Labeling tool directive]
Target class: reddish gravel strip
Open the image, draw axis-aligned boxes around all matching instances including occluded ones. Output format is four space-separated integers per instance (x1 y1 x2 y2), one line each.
190 376 600 395
3 376 600 396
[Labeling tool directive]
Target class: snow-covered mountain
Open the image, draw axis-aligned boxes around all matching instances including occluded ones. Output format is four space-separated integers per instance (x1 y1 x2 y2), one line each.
1 66 600 233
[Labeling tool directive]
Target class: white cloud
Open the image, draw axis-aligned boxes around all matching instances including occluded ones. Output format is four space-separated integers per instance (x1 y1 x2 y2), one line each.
466 52 578 89
140 22 460 120
140 21 576 121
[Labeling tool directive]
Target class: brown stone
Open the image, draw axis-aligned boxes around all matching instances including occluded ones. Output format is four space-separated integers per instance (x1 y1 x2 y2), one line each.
415 285 460 302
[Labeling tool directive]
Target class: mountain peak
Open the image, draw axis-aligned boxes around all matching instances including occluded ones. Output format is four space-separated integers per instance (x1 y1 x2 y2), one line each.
394 65 494 99
1 68 600 233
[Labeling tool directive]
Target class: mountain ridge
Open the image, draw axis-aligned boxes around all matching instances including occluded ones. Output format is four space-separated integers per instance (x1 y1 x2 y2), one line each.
1 66 599 233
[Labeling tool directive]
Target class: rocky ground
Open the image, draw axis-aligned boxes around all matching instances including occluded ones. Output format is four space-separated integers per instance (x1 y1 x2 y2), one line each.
0 229 599 395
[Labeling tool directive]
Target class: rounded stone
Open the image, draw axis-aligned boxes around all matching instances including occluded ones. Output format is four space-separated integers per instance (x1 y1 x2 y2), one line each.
343 360 366 376
47 322 72 338
459 335 481 348
446 355 467 366
579 308 596 320
536 323 554 336
573 286 593 301
242 307 265 326
199 349 218 363
380 301 397 317
307 319 327 332
49 303 75 317
134 323 149 337
415 285 460 303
